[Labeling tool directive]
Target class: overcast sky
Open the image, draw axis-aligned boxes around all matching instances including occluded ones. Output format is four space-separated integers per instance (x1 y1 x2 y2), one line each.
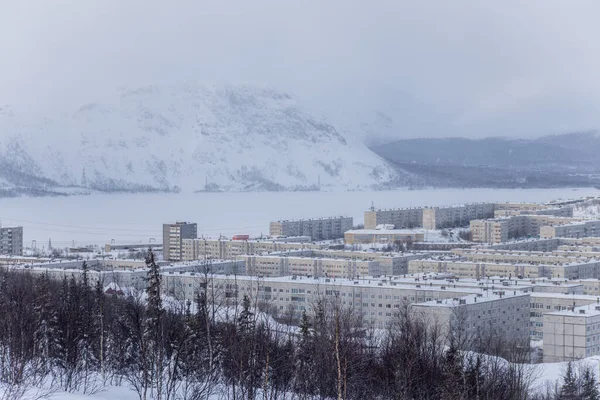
1 0 599 140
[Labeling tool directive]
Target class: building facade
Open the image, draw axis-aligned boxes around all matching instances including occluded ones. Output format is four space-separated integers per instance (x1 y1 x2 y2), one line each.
366 203 495 230
344 229 425 245
269 216 353 241
163 222 197 261
0 226 23 256
543 305 600 362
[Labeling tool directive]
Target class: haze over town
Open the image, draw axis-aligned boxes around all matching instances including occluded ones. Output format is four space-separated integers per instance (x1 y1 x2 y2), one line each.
2 1 600 400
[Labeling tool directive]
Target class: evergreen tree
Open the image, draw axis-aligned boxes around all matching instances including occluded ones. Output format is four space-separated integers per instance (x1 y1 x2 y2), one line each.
559 362 579 400
143 248 164 399
145 248 163 332
582 365 600 400
237 294 254 333
33 274 62 375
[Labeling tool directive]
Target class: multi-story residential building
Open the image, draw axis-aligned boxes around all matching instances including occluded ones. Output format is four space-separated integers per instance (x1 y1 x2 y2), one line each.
181 238 325 261
344 228 425 245
422 203 495 230
240 250 428 278
529 293 599 340
364 208 424 230
470 219 509 244
0 226 23 256
162 222 197 261
241 254 383 279
541 220 600 239
470 215 589 244
543 304 600 362
408 258 600 280
269 216 353 241
411 291 530 342
365 203 495 230
494 206 574 218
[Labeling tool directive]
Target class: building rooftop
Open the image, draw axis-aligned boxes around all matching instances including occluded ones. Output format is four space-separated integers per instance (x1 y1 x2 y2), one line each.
414 291 528 308
546 303 600 317
345 228 428 235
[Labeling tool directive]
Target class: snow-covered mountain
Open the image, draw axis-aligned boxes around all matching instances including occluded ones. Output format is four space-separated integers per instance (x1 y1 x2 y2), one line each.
0 84 397 194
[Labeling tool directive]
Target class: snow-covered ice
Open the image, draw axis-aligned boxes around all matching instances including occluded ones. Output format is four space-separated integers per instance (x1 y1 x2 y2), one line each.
0 187 597 248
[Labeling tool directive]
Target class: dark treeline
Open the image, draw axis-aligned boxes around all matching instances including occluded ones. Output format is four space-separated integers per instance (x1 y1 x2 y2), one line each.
0 253 597 400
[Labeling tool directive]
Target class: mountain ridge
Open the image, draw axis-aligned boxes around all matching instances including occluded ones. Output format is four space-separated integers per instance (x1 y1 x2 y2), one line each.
0 84 398 195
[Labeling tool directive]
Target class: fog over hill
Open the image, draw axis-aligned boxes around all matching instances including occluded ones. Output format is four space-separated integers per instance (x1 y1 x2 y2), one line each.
0 84 399 195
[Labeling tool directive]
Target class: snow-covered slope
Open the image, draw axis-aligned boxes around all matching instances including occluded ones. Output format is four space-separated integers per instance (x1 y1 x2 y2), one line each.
0 84 396 193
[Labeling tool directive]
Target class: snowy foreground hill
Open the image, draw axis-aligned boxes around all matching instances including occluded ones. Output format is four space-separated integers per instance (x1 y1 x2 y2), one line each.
0 84 396 194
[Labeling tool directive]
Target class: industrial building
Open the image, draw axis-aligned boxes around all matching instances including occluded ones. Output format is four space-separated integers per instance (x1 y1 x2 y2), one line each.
162 221 197 261
269 216 353 241
0 226 23 256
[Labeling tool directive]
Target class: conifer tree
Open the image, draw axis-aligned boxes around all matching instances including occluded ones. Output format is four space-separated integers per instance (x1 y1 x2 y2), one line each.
581 365 600 400
143 248 164 399
559 362 579 400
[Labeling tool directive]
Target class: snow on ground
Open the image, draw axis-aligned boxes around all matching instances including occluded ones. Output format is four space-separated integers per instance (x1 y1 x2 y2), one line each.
0 188 597 249
573 198 600 219
530 356 600 393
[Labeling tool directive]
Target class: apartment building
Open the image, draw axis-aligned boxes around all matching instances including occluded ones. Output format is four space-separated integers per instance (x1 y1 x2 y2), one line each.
543 304 600 362
0 226 23 256
529 293 599 341
309 250 425 276
408 258 600 280
365 203 495 230
181 238 325 261
344 229 425 245
541 220 600 239
364 208 424 230
162 222 197 261
494 206 574 218
269 216 353 241
470 215 589 244
422 203 495 230
240 254 383 279
453 248 595 266
411 291 530 342
159 273 493 329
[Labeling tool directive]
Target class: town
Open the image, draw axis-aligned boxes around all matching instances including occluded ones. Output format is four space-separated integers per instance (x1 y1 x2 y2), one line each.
4 196 600 367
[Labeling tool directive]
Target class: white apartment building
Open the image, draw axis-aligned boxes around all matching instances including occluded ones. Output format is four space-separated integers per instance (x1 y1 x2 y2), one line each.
544 304 600 362
364 208 424 230
0 226 23 256
365 203 495 230
471 215 589 244
411 291 530 342
181 238 324 261
269 216 353 241
422 203 495 230
541 220 600 239
344 228 425 245
163 222 197 261
240 255 383 279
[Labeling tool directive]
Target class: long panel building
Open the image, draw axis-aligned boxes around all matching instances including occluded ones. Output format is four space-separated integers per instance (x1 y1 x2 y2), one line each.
365 203 495 230
269 216 353 241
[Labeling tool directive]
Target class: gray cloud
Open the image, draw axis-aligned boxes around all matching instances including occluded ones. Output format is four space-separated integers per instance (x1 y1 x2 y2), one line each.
1 0 599 140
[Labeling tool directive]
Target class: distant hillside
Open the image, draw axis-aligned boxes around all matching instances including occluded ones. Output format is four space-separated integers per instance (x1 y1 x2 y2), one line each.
371 132 600 188
0 84 399 195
